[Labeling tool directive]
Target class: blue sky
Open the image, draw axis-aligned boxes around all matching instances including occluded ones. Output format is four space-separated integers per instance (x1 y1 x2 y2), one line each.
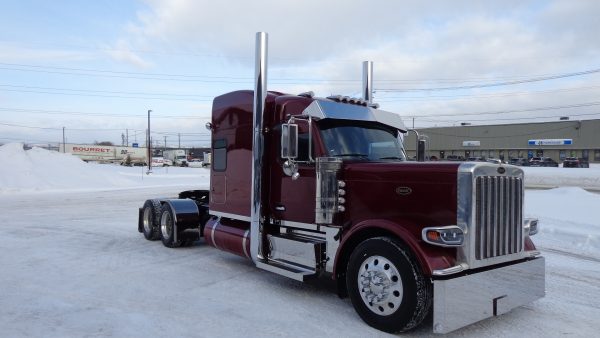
1 0 600 147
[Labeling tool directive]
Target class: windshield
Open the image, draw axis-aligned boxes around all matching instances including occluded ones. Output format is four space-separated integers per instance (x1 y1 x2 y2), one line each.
318 119 406 161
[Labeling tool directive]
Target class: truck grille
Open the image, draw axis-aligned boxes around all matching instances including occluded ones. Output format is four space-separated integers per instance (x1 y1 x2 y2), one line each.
475 176 523 260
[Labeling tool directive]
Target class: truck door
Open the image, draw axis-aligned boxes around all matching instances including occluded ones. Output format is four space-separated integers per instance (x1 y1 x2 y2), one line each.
268 121 317 225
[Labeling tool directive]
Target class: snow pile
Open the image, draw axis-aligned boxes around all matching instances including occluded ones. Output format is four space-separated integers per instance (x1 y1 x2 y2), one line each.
523 166 600 190
526 187 600 259
0 143 210 193
0 143 136 192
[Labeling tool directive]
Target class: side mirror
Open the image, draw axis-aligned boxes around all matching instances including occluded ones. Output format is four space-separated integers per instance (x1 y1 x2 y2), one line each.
281 124 298 159
417 139 426 162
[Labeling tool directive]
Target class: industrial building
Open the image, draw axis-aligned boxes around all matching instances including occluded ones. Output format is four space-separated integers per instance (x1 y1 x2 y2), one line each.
404 119 600 163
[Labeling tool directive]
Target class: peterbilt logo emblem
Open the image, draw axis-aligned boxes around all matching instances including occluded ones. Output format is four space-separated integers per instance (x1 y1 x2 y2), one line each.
498 167 506 174
395 187 412 196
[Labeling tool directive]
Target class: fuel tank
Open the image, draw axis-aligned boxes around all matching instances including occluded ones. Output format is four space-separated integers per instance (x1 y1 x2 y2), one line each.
204 217 251 259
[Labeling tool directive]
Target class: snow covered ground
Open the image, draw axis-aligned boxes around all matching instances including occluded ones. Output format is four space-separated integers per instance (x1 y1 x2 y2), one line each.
1 143 599 337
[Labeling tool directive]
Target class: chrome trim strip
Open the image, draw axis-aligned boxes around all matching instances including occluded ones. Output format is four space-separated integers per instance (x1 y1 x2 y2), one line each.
279 220 320 232
210 211 251 222
242 230 250 258
211 220 219 249
432 263 469 276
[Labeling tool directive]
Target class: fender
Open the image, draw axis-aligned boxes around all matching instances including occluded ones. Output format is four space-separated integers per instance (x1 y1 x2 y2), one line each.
162 198 201 233
333 219 457 278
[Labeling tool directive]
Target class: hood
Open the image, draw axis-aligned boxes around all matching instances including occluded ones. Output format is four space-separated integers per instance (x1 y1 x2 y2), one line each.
340 161 461 229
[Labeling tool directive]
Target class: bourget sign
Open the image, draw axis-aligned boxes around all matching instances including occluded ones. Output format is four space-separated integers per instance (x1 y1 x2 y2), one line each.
528 139 573 146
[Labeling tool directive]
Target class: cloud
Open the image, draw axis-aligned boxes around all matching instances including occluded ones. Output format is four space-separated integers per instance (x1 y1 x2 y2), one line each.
111 0 600 126
105 39 153 69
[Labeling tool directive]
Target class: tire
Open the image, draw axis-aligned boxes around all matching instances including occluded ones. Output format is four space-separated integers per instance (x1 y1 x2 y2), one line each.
141 199 161 240
159 203 183 248
346 237 432 333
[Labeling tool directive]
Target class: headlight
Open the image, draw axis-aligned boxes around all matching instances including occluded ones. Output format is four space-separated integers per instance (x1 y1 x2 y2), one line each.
422 225 465 247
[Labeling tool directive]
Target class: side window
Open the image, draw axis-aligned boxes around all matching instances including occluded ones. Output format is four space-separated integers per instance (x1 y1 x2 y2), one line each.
213 138 227 171
297 130 310 162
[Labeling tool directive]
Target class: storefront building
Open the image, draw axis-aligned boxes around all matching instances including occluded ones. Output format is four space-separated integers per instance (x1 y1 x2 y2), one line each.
404 119 600 163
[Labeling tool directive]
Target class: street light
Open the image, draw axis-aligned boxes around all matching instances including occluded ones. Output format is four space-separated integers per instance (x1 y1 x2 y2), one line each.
147 109 152 174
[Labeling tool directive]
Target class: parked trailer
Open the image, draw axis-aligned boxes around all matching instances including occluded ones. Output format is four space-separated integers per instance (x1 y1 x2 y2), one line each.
138 33 544 334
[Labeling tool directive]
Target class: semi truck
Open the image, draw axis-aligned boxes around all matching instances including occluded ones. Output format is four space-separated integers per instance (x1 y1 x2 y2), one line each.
163 149 189 166
137 33 544 334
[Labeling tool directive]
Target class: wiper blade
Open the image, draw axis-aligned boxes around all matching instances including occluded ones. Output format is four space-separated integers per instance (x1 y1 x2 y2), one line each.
379 156 403 160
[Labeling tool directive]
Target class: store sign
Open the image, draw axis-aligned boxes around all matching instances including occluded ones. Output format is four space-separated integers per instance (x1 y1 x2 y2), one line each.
528 139 572 146
462 141 481 147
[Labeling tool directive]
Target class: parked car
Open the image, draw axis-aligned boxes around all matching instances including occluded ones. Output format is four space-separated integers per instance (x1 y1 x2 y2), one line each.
530 157 558 167
151 157 172 167
445 155 465 161
563 157 590 168
467 156 486 162
187 159 205 168
509 158 530 166
578 158 590 168
563 157 580 168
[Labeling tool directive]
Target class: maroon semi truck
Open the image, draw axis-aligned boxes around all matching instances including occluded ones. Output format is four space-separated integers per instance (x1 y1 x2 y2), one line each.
138 33 545 334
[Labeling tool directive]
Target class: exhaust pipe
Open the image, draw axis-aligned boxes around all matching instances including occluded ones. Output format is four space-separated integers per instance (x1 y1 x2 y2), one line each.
250 32 268 264
362 61 373 104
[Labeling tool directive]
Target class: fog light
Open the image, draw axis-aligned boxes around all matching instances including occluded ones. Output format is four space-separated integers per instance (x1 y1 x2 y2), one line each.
422 226 464 247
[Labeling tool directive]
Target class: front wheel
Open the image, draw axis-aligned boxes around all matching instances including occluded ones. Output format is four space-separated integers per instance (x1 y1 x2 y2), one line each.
346 237 432 333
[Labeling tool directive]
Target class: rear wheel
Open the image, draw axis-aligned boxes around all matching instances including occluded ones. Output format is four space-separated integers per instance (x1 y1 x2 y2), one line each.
346 237 431 333
159 204 183 248
141 199 161 240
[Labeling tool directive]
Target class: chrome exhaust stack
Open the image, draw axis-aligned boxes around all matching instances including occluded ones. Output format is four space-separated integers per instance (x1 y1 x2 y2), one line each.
362 61 373 104
250 32 268 264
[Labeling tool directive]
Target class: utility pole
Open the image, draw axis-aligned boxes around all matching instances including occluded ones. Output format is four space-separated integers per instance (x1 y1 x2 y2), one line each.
62 127 66 152
178 133 181 148
147 110 152 173
126 129 129 147
164 136 167 151
412 118 415 129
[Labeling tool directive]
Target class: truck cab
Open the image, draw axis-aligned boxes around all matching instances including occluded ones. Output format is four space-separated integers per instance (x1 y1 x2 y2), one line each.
138 32 544 335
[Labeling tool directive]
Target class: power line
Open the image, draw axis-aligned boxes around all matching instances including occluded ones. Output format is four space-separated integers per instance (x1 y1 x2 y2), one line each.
0 87 212 102
4 61 600 85
406 101 600 119
417 112 600 123
415 124 579 139
376 67 600 92
0 107 210 120
376 84 600 102
0 84 212 98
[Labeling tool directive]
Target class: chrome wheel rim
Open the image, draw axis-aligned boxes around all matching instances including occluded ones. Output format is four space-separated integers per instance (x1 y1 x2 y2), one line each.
357 255 403 316
142 207 152 233
160 211 172 239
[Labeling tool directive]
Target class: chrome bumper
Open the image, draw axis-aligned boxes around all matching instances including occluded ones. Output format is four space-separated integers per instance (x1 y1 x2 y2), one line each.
433 257 545 334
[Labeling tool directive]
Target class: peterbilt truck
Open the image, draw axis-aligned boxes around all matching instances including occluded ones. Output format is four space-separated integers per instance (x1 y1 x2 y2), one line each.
137 33 544 334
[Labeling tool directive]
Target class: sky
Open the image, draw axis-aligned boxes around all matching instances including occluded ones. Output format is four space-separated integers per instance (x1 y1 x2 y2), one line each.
1 0 600 147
